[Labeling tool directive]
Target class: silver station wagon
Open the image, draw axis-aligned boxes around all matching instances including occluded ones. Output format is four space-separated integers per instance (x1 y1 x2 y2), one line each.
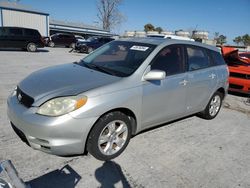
7 38 228 161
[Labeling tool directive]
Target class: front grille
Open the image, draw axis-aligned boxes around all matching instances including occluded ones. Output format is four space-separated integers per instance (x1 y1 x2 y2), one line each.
11 123 30 146
229 84 243 90
16 87 34 107
230 72 250 80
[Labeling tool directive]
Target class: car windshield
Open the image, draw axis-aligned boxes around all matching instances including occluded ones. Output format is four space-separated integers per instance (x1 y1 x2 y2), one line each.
239 53 250 59
78 41 156 77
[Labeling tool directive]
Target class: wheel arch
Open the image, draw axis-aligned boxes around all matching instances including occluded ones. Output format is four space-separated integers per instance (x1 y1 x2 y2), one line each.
217 87 226 99
83 107 137 155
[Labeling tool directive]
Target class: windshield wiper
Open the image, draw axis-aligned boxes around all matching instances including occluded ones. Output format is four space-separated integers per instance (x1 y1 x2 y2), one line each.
80 61 116 76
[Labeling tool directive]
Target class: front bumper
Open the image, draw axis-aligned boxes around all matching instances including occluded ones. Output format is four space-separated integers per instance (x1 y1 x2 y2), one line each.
229 77 250 94
7 94 98 156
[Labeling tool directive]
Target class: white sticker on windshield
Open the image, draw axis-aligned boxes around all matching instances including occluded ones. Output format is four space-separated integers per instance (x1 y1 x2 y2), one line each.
130 46 149 51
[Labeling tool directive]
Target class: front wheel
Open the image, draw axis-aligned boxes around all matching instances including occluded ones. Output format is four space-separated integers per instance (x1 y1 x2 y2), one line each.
87 111 132 161
198 91 223 120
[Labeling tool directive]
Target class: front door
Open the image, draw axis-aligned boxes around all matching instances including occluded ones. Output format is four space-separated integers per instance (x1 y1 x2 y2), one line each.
141 45 188 128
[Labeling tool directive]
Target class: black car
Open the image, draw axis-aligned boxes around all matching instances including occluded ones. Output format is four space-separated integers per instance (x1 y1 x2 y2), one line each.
75 37 114 53
47 33 77 48
0 27 45 52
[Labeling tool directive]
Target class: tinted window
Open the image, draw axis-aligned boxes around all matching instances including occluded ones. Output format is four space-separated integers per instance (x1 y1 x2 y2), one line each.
63 35 73 38
79 41 156 77
151 45 184 76
9 28 23 36
187 46 210 71
0 28 8 36
211 51 226 65
24 29 40 37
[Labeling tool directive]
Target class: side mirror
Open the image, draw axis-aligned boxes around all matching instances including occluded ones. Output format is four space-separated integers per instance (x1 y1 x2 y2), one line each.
143 70 166 81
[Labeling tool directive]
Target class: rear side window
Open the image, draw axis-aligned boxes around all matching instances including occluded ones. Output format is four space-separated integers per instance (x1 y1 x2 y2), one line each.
187 46 210 71
24 29 40 37
9 28 23 36
211 51 226 65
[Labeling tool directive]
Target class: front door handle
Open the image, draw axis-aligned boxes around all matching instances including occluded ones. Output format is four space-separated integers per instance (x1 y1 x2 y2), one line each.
209 73 216 79
179 79 188 86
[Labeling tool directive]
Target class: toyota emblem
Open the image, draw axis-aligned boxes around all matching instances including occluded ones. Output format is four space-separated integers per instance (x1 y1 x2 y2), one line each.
17 93 22 101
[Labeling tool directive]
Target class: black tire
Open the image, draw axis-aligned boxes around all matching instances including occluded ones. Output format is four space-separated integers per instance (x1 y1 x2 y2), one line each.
198 91 223 120
87 111 132 161
87 47 93 53
79 47 86 53
48 41 55 47
26 43 37 52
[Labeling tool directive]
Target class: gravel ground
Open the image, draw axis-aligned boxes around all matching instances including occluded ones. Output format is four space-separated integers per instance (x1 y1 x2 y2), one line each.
0 47 249 188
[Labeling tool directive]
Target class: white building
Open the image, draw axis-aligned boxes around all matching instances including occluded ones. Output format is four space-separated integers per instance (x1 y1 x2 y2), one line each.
0 2 113 37
0 1 49 36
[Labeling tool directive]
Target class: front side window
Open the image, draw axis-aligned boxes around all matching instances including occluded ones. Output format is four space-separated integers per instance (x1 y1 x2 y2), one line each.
187 46 210 71
78 41 156 77
151 45 185 76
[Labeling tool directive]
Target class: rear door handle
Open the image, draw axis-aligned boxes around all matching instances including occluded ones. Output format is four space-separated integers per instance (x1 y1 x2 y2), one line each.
179 79 188 86
209 73 216 79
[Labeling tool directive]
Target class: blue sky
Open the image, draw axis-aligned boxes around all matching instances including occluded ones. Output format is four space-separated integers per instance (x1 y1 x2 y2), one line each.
8 0 250 44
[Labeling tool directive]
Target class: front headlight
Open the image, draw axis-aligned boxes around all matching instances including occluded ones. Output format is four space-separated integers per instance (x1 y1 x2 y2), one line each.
37 96 87 116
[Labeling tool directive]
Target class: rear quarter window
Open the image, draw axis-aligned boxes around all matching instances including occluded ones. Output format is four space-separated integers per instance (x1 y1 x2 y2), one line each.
211 51 226 65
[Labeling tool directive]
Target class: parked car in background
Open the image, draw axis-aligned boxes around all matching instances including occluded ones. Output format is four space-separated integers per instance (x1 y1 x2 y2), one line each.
221 47 250 94
75 36 114 53
47 33 77 48
7 38 228 161
75 35 86 42
0 27 45 52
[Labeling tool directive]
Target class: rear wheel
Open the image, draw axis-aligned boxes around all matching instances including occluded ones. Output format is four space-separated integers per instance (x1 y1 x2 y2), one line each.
26 43 37 52
87 111 132 161
198 91 223 120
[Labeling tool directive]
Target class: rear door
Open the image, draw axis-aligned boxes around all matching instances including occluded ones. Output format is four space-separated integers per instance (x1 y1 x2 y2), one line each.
142 45 188 128
185 45 217 113
7 28 24 48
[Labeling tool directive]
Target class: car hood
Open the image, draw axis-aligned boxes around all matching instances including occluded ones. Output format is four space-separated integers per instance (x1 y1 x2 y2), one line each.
18 63 121 106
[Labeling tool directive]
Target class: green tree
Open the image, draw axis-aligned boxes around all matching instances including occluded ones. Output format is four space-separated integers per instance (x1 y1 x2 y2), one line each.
242 34 250 46
144 23 155 32
233 36 242 45
155 27 163 33
216 35 227 45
